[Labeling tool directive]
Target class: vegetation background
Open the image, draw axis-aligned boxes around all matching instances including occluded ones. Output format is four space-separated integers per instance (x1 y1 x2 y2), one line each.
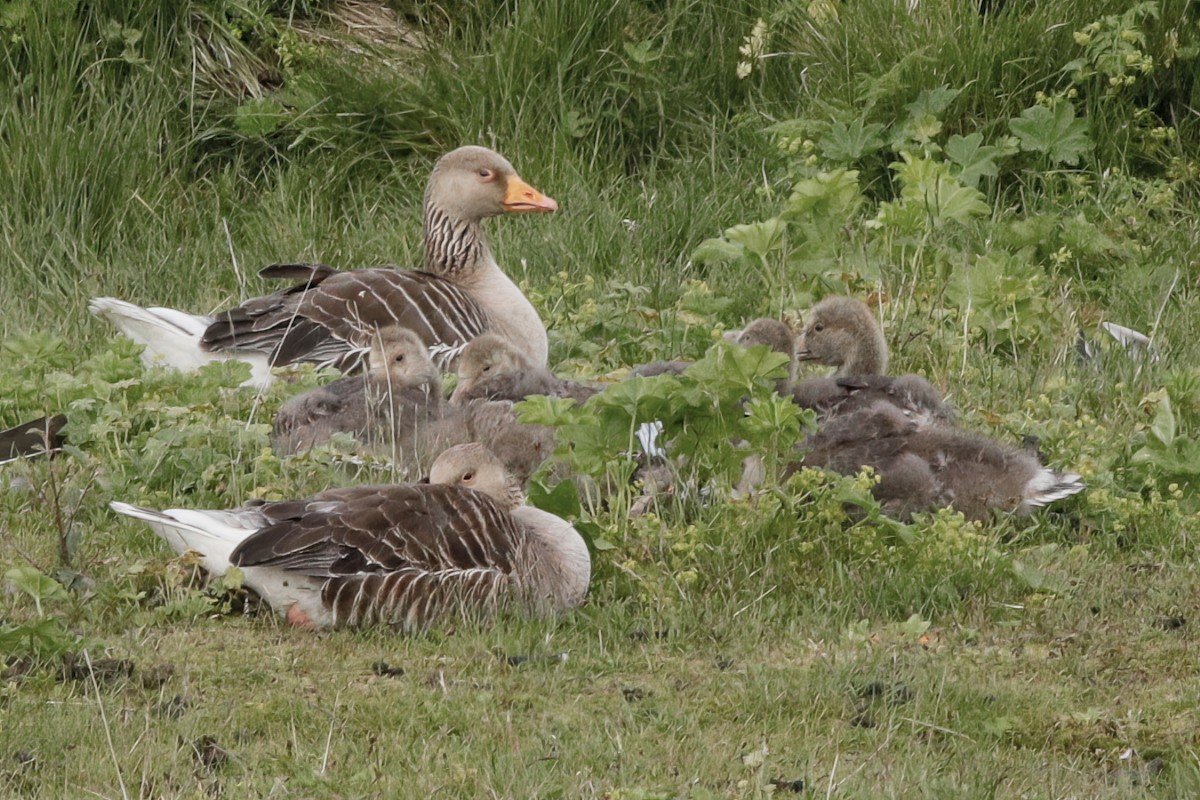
2 0 1200 796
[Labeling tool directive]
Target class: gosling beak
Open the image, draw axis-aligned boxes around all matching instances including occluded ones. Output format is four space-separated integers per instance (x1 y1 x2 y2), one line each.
794 346 817 361
502 176 558 213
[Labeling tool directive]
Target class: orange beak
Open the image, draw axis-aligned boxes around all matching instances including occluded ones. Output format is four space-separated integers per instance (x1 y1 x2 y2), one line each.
502 176 559 213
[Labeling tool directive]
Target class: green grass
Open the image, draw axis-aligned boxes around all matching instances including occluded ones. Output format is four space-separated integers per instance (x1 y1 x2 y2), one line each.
4 0 1200 796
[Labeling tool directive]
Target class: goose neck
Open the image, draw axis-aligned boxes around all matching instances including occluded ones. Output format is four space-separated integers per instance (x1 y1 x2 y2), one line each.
424 202 490 278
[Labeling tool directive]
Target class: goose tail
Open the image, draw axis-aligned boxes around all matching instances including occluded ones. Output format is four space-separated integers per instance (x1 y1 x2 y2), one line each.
109 501 261 577
89 297 273 387
1024 469 1085 508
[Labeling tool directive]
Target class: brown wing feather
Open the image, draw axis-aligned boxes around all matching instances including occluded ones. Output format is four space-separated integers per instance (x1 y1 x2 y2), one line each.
229 483 522 578
201 268 490 370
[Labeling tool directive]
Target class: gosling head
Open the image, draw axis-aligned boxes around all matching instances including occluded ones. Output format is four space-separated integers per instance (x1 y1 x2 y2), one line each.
795 296 889 376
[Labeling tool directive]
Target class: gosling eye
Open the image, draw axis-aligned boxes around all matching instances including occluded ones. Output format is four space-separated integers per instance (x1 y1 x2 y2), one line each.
482 364 492 373
394 353 406 363
461 471 475 483
812 323 824 333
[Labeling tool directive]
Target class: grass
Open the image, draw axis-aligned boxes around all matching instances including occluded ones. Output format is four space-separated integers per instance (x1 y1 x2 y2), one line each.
3 0 1200 796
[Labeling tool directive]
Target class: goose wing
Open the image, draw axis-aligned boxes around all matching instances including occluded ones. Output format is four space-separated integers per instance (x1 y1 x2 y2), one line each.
202 266 490 371
231 483 521 576
230 483 525 629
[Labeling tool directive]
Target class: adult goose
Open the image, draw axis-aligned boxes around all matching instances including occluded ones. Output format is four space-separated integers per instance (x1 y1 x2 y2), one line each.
109 443 590 631
272 326 441 457
450 333 599 405
90 146 557 386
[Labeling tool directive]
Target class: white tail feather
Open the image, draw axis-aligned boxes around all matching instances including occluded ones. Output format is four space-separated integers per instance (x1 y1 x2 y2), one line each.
1024 470 1085 508
89 297 273 388
110 500 327 622
109 500 261 577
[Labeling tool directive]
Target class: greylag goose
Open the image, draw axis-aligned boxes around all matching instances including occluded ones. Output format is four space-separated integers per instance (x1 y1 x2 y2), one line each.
109 443 590 630
90 146 557 386
272 326 441 457
450 333 599 405
788 296 951 423
795 295 889 376
0 414 68 465
796 400 1083 522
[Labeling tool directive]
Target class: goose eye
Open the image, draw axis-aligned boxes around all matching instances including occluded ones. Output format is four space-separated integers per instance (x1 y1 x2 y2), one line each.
478 168 493 180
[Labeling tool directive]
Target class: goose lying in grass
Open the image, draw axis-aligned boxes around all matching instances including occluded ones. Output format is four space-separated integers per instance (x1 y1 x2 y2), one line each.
109 443 590 631
272 327 441 456
796 400 1084 522
273 325 555 482
790 296 951 423
778 296 1081 520
0 414 68 466
450 333 599 405
91 146 557 386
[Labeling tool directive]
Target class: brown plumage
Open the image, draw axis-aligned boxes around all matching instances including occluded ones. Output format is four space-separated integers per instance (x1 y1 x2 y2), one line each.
201 146 557 372
109 443 591 631
450 333 599 405
787 297 951 423
795 295 889 376
272 327 442 457
0 414 68 465
796 400 1083 522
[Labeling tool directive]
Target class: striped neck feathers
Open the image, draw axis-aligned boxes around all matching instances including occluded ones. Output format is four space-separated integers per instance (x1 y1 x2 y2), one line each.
424 202 490 278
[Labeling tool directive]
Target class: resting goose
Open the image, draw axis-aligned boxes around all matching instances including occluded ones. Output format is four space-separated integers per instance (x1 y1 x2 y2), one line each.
109 443 590 631
795 295 889 376
788 296 951 423
272 326 556 481
91 146 557 386
450 333 599 405
796 400 1083 522
272 326 441 457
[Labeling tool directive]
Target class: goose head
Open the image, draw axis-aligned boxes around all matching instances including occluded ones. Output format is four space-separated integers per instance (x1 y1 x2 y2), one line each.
450 333 535 404
430 442 526 511
795 296 889 376
425 146 558 222
366 326 441 391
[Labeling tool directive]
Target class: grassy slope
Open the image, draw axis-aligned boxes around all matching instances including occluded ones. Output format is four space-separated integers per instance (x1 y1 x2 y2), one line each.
3 0 1200 797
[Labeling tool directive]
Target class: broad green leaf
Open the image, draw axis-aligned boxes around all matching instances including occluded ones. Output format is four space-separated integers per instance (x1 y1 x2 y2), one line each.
1149 396 1176 446
4 567 69 616
1009 103 1092 165
723 218 785 258
944 133 1003 188
905 84 962 117
784 169 862 220
818 117 886 163
528 478 583 519
690 237 745 264
234 98 288 138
